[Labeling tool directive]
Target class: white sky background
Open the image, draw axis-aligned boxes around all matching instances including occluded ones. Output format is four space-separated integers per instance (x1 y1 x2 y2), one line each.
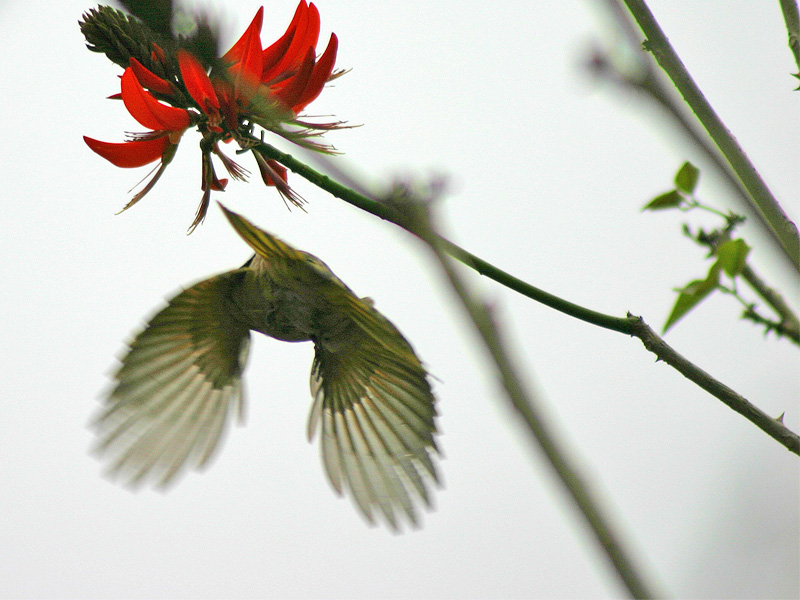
1 0 798 597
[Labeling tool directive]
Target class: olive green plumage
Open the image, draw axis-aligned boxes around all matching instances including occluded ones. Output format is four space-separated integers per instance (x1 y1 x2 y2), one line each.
93 205 439 529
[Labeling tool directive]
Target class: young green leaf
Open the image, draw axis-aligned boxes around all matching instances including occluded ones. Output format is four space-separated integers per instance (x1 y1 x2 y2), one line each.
674 162 700 194
716 238 751 277
643 189 683 211
663 262 721 333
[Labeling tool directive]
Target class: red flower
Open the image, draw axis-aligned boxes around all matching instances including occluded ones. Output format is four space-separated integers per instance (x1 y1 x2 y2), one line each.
84 63 191 211
225 3 339 115
84 1 343 231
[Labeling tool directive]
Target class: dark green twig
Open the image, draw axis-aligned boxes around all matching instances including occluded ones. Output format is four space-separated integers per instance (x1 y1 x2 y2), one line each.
741 264 800 345
248 139 800 455
717 282 800 346
629 316 799 451
741 303 800 344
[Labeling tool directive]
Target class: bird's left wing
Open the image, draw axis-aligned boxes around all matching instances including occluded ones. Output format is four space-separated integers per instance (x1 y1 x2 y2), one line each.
93 271 252 488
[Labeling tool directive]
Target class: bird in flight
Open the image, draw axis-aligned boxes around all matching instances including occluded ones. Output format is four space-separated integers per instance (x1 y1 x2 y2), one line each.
93 204 440 530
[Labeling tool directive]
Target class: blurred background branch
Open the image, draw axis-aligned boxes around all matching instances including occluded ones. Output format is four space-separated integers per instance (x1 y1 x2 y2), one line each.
383 182 662 599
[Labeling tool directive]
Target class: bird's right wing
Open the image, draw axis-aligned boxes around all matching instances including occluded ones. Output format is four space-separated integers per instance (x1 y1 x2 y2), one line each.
308 307 439 531
92 271 252 489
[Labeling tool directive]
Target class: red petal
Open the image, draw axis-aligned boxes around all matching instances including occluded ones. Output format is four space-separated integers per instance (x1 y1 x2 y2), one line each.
261 1 304 78
84 135 169 168
212 79 239 131
302 3 321 42
129 57 173 96
224 8 264 99
151 43 166 64
263 1 320 84
261 159 287 186
291 3 321 63
252 153 303 207
293 33 337 112
223 7 263 64
272 48 315 112
121 68 190 131
178 50 221 114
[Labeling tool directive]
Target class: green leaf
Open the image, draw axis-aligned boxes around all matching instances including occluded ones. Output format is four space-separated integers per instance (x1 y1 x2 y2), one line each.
674 162 700 194
716 238 751 277
643 189 683 211
663 262 721 333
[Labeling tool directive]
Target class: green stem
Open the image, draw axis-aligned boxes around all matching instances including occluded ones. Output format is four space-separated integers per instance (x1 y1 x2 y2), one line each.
741 305 800 346
630 316 799 451
251 141 635 335
250 139 800 456
686 198 730 220
619 0 800 271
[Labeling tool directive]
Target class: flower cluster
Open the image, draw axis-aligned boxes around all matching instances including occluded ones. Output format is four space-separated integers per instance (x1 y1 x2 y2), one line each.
82 1 344 231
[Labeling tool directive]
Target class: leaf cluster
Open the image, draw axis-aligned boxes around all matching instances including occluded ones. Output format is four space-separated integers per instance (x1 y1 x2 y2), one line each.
642 161 699 210
663 237 750 333
643 162 753 333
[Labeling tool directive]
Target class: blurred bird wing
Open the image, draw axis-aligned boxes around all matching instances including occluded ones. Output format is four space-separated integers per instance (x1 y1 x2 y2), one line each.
93 271 252 489
308 307 439 531
221 203 440 529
